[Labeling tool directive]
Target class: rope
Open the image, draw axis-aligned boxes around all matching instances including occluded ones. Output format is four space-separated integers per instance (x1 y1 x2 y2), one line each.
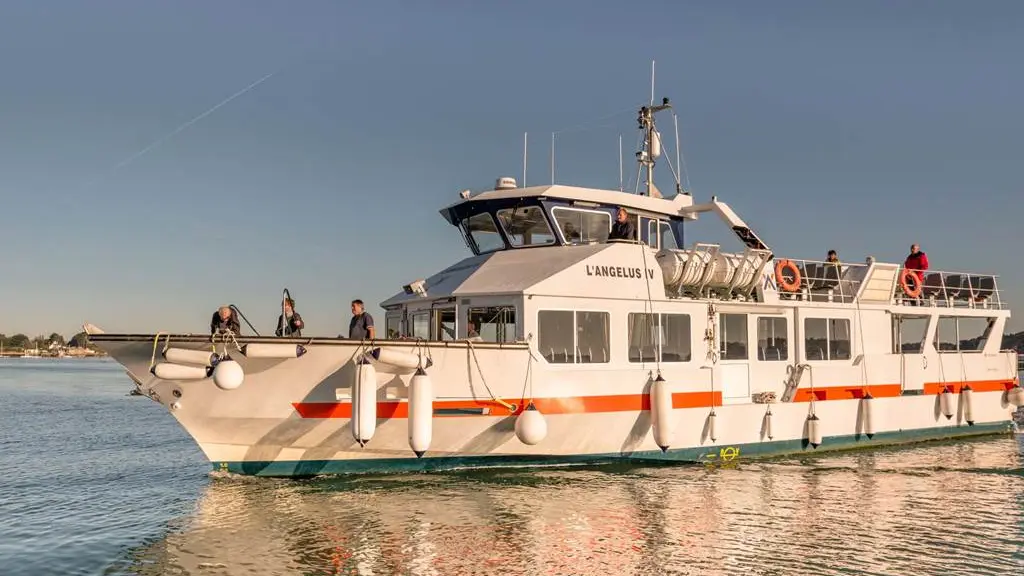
466 339 515 411
638 240 661 375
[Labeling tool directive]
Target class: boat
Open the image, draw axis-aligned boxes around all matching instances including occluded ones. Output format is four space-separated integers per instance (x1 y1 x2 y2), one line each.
87 92 1022 477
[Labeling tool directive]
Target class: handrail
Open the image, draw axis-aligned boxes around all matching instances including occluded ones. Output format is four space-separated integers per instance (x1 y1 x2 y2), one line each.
229 304 261 336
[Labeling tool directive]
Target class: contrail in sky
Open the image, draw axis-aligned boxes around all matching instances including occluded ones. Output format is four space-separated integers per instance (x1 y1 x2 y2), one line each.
81 70 277 188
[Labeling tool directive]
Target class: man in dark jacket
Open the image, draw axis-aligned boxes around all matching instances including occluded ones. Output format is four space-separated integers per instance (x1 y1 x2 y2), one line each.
276 297 304 337
211 306 241 335
348 299 375 340
608 207 636 241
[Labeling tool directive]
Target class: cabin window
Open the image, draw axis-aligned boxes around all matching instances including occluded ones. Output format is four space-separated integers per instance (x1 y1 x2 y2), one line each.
719 314 748 360
463 212 504 253
496 206 555 247
538 310 610 364
628 313 692 363
551 206 610 244
385 313 403 339
433 308 457 341
756 317 788 361
467 306 516 342
644 219 679 251
934 316 994 352
892 314 928 354
804 318 851 361
410 312 430 340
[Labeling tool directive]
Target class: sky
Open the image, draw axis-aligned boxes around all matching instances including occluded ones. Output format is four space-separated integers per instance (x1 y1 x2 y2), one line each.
0 0 1022 338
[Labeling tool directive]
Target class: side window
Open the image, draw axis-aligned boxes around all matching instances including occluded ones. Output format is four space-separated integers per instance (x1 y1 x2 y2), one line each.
892 315 928 354
468 306 517 342
935 316 995 352
539 310 609 364
385 313 402 339
756 317 788 361
719 314 748 360
627 313 659 362
661 314 691 362
829 319 851 360
410 312 430 339
538 311 574 363
804 317 851 361
551 207 611 244
658 221 678 251
576 312 610 363
433 309 456 341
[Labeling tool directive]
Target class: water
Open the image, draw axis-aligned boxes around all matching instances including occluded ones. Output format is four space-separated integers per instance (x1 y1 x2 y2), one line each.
2 360 1023 575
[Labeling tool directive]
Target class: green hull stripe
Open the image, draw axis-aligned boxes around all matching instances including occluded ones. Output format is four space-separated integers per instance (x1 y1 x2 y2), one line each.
212 421 1014 477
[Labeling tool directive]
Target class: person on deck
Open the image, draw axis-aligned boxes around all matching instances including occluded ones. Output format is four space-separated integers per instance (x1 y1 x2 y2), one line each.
348 299 376 340
275 297 304 337
826 250 839 264
904 244 929 284
608 207 636 241
210 306 240 335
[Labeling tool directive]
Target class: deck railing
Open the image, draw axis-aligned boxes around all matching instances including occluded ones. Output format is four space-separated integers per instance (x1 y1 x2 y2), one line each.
776 259 866 304
775 258 1006 309
893 269 1005 309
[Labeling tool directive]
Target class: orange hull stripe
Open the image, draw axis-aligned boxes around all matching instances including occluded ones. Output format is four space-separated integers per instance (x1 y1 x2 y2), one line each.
291 379 1015 419
922 380 1015 395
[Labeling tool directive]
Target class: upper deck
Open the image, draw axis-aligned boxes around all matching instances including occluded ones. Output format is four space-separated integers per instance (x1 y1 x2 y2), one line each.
382 179 1007 314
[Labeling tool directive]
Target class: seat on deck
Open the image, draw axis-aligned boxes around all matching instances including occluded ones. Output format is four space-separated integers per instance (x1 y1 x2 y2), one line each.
969 275 995 302
922 273 945 299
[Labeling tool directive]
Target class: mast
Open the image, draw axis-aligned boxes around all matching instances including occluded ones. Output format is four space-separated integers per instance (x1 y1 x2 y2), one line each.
636 97 672 197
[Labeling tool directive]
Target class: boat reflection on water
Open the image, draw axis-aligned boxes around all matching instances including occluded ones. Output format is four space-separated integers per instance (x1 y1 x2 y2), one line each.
117 436 1024 575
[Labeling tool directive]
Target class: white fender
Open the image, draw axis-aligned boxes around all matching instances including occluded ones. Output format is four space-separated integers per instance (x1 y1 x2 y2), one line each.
242 343 307 359
366 347 433 370
707 410 718 443
762 406 774 441
1007 385 1024 408
861 392 875 438
352 360 378 445
807 413 822 448
961 384 974 426
212 359 244 390
152 362 212 381
939 387 954 420
649 375 674 452
408 368 433 457
162 347 218 367
515 402 547 445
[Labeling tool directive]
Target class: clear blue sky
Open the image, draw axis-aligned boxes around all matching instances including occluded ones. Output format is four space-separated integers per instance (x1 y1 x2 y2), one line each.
1 0 1021 338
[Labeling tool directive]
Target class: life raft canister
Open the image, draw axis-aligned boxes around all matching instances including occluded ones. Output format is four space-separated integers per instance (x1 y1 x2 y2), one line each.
900 268 923 298
774 259 802 292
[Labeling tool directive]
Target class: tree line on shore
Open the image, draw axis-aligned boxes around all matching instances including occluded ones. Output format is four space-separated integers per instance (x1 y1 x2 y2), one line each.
0 331 95 351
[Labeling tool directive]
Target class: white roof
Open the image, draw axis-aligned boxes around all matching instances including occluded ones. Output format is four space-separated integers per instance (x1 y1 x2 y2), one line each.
440 184 696 222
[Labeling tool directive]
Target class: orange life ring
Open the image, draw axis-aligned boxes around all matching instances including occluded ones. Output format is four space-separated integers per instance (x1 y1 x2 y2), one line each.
774 259 801 292
900 268 923 298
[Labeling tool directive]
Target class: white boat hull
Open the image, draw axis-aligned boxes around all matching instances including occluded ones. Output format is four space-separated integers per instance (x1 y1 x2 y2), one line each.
92 335 1019 477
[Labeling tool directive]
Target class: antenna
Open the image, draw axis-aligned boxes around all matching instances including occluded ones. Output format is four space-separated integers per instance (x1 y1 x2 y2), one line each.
550 132 555 184
650 60 656 106
523 132 528 188
618 134 623 192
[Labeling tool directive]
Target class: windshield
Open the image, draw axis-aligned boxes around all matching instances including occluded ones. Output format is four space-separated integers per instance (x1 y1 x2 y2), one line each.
462 212 504 253
496 206 555 247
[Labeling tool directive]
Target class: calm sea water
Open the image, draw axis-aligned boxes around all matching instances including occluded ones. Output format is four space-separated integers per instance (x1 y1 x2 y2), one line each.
1 359 1023 575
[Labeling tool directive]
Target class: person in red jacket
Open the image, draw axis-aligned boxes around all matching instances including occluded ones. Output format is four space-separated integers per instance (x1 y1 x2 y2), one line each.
904 244 929 284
